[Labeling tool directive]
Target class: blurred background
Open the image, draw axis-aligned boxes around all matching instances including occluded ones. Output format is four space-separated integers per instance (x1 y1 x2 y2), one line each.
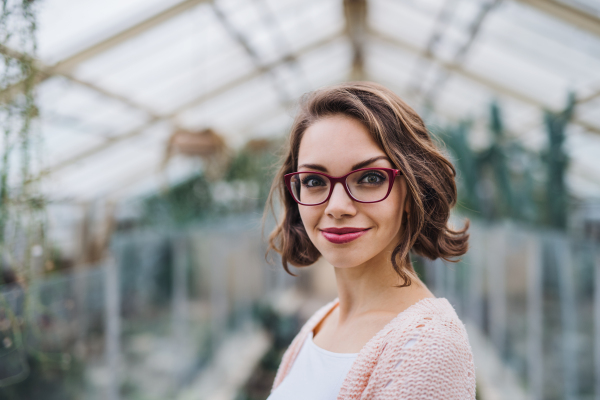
0 0 599 399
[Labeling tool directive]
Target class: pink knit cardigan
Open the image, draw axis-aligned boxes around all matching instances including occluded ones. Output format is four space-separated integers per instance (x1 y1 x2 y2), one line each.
271 297 476 399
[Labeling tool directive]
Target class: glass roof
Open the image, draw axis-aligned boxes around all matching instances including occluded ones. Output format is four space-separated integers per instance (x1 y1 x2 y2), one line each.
6 0 600 201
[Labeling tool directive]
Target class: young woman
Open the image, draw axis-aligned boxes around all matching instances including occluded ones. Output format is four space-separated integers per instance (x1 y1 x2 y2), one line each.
265 82 475 399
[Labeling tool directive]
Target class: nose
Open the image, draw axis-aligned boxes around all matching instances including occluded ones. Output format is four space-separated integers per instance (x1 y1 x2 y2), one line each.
324 182 357 219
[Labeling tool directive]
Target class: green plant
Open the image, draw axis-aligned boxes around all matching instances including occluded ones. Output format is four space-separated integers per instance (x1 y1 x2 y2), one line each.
542 93 575 229
0 0 55 391
1 0 43 272
436 96 576 230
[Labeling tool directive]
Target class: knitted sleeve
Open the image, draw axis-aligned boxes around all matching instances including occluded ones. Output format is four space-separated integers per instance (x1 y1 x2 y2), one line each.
371 315 476 399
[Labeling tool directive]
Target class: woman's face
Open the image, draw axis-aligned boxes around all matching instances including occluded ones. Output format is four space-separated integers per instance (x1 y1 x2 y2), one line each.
296 114 409 269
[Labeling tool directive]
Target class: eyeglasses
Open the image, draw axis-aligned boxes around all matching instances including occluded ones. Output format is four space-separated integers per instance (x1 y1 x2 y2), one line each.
284 167 401 206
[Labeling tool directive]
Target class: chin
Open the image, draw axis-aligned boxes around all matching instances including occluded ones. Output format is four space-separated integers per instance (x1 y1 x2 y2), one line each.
324 258 359 269
319 248 371 269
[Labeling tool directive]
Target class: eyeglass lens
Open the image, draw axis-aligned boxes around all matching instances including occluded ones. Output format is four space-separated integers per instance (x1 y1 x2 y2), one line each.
290 169 390 204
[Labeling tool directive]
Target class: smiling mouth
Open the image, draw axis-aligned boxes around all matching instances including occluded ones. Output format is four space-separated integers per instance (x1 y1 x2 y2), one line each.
320 227 371 244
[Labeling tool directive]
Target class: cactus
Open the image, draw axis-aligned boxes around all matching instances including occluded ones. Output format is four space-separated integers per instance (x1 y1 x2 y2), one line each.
542 93 576 230
478 101 515 219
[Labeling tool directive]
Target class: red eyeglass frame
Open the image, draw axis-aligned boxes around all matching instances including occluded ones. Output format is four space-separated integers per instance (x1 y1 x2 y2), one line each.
284 167 402 206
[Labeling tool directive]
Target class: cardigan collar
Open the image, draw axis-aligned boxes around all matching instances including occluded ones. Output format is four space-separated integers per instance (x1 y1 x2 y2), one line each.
273 296 454 391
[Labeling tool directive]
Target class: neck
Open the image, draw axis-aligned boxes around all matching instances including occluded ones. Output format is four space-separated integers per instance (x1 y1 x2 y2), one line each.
333 254 433 324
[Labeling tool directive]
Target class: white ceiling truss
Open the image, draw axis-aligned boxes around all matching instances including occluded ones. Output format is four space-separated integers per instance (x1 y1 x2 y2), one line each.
0 0 599 201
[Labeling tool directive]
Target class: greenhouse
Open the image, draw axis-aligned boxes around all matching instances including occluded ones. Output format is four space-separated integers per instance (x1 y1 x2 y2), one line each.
1 0 600 399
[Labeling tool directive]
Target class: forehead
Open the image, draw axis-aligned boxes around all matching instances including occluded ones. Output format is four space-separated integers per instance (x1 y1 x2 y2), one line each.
298 115 386 166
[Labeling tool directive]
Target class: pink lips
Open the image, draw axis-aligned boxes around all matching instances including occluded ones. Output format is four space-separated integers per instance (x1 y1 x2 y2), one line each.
320 227 371 244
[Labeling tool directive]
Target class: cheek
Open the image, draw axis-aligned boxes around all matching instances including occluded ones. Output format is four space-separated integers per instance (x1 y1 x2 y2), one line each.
385 180 405 209
372 203 403 234
298 205 322 235
377 185 406 234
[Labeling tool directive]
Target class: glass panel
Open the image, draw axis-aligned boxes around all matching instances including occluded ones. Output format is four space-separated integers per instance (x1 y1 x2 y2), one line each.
38 0 183 63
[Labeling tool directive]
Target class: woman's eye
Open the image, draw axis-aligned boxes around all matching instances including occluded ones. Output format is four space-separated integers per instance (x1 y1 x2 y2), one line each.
302 176 325 187
360 173 385 184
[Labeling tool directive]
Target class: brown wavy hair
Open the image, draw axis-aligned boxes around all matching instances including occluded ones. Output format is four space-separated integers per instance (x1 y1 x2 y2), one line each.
265 81 469 287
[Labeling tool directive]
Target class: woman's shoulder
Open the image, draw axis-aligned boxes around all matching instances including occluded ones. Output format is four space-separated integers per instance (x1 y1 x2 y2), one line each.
388 296 465 331
370 297 476 399
381 297 473 367
337 297 476 399
338 297 475 399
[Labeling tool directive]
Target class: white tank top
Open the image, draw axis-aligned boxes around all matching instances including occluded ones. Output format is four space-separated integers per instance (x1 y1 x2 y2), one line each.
267 330 358 400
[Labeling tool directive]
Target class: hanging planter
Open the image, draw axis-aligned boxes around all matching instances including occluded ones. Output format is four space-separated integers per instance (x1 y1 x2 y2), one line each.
162 127 231 181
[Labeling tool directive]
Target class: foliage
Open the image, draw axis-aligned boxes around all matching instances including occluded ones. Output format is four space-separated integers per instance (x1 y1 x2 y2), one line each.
542 93 575 229
436 95 575 229
1 0 43 279
142 173 214 226
0 0 61 393
0 353 85 400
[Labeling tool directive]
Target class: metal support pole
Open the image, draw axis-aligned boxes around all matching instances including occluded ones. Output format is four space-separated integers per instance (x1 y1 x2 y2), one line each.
136 238 155 315
171 235 190 385
467 225 484 329
104 255 120 400
344 0 367 81
553 234 578 400
209 236 228 348
29 244 44 326
172 236 190 352
595 246 600 400
422 258 436 295
447 258 457 312
434 258 445 298
527 234 543 400
487 226 507 357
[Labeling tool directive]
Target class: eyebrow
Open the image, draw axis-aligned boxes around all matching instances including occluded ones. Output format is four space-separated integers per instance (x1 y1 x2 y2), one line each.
297 155 391 173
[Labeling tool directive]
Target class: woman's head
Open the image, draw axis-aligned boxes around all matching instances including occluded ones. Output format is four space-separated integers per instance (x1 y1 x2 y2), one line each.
266 81 469 287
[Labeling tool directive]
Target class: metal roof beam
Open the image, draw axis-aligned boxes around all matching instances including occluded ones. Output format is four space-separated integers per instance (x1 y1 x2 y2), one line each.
0 44 163 120
407 0 458 97
251 0 311 91
53 0 210 73
344 0 368 81
43 117 163 176
172 31 341 115
578 86 600 105
513 0 600 38
423 0 501 107
42 32 342 175
210 2 292 107
369 28 600 135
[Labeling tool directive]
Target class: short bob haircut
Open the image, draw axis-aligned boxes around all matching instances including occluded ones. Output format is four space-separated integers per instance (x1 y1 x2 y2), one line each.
265 81 469 287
